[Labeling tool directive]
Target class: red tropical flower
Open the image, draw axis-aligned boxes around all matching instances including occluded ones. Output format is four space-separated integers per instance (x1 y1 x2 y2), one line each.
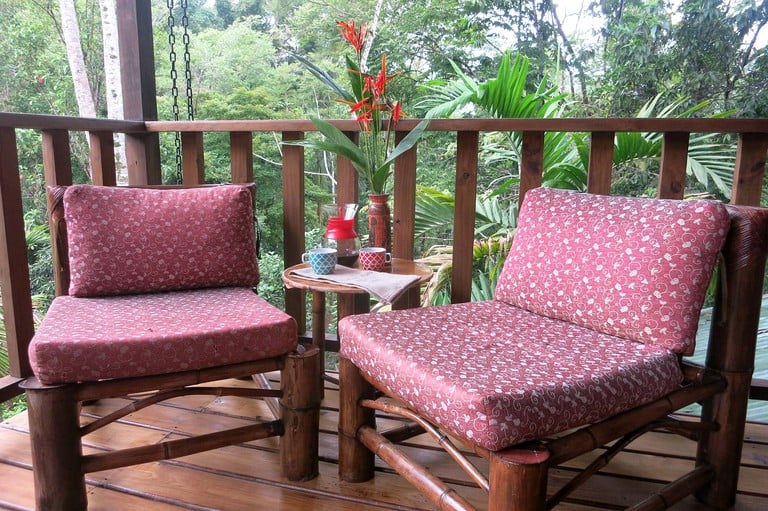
337 21 367 55
294 19 428 194
391 102 404 124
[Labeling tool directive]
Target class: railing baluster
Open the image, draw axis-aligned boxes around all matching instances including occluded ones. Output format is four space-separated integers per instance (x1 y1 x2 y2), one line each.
452 131 479 304
335 133 363 325
89 131 117 186
0 127 34 377
181 131 205 185
392 134 418 310
281 131 306 331
658 132 689 199
587 131 615 195
42 130 73 186
519 131 544 208
230 132 253 183
336 132 359 206
731 133 768 206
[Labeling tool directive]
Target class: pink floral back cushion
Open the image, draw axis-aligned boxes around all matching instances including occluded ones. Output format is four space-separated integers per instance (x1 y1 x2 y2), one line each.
494 187 730 355
65 185 260 297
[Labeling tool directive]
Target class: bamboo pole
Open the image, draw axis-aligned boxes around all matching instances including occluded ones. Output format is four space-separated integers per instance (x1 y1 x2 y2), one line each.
338 357 376 482
280 345 322 481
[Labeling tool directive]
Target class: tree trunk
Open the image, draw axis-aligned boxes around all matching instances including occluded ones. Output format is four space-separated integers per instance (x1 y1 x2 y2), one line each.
59 0 96 178
99 0 128 183
59 0 96 119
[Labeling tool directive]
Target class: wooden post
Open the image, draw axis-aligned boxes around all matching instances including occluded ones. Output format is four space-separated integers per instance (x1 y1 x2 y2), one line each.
42 130 73 186
336 131 359 206
392 133 419 311
452 131 479 304
657 132 689 199
230 131 254 183
282 131 306 331
338 357 376 482
280 345 322 481
181 132 205 184
489 448 550 511
0 127 34 377
116 0 161 184
731 133 768 206
696 206 768 508
587 131 614 195
23 381 87 511
519 131 544 206
88 132 117 186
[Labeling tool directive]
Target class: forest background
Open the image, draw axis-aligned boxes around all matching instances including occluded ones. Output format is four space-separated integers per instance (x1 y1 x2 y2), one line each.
1 0 767 403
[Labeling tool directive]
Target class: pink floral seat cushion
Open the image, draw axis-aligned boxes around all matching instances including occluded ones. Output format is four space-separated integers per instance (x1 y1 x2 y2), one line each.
28 288 297 385
339 300 683 452
495 188 729 355
64 185 260 297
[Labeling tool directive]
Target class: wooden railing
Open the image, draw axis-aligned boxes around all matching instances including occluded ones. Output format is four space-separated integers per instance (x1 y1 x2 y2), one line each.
1 112 768 404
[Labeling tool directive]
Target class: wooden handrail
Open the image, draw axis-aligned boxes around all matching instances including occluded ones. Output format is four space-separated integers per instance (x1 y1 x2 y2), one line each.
0 112 766 406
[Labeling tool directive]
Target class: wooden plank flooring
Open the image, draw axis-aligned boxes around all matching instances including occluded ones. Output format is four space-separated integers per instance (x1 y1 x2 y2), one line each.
1 374 767 511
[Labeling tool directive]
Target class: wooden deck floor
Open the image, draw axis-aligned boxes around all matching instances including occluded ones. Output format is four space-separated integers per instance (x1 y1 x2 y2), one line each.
1 374 767 511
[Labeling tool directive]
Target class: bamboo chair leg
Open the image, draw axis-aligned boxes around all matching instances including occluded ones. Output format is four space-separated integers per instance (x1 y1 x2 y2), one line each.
23 380 88 511
695 371 752 509
338 357 376 482
488 447 550 511
695 207 768 509
281 345 322 481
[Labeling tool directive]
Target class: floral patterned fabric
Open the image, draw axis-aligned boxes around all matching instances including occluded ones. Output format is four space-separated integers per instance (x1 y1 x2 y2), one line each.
340 189 730 451
495 188 729 355
29 288 297 385
339 300 683 452
65 185 260 297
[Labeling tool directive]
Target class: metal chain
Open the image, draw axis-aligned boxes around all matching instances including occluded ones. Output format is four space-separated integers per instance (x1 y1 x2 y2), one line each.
167 0 183 184
180 0 195 121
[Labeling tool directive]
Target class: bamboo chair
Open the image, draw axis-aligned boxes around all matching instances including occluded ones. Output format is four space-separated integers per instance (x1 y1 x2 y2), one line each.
22 184 321 511
338 187 768 511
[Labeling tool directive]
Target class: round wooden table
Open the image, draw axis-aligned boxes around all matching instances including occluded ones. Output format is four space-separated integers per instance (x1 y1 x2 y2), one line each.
282 258 433 385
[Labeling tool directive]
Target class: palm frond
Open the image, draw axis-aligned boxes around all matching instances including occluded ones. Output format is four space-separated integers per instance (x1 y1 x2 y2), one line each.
414 187 456 237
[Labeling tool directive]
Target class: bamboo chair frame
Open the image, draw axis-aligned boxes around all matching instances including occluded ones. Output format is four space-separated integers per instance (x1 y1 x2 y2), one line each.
339 204 768 511
21 186 322 511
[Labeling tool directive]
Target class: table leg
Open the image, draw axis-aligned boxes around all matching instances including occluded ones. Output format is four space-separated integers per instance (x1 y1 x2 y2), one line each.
338 293 370 319
310 290 327 397
311 290 326 357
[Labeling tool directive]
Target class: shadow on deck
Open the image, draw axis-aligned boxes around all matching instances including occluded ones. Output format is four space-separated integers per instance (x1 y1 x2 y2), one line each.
1 374 767 511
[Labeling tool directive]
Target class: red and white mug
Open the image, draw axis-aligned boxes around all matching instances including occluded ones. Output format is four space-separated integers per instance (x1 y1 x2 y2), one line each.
359 247 391 271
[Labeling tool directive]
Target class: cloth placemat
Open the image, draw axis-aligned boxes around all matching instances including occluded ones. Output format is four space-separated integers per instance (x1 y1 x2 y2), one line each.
290 265 420 304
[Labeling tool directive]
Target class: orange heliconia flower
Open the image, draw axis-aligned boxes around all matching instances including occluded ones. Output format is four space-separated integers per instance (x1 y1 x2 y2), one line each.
337 21 367 55
391 101 404 123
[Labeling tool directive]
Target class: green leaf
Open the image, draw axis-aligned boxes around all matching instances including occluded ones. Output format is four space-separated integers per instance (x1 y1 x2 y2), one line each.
345 55 365 103
382 119 430 167
291 53 354 104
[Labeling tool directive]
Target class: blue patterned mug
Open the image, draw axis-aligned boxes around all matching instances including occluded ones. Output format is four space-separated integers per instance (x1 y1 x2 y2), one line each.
302 247 337 275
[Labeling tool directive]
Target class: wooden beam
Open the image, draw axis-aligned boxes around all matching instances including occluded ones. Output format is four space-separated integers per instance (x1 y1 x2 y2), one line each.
0 375 23 403
0 128 34 377
116 0 161 184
